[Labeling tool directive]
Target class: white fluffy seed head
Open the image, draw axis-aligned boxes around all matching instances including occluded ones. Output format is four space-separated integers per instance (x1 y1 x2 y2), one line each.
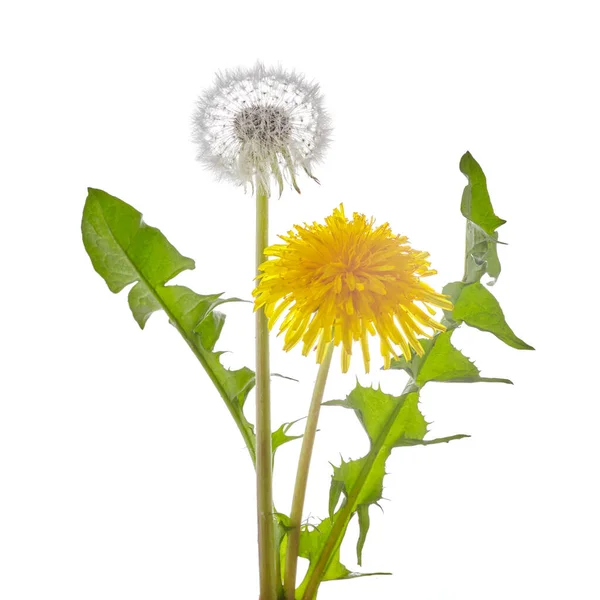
192 62 331 195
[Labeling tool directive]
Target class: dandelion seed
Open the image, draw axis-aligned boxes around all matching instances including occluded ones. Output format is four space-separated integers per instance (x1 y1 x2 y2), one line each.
253 205 453 373
192 62 331 195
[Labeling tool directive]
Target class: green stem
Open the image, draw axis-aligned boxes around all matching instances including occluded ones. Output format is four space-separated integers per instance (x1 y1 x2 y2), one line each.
255 182 277 600
284 343 335 600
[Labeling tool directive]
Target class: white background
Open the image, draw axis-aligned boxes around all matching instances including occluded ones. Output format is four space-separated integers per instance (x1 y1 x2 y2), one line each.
1 1 599 599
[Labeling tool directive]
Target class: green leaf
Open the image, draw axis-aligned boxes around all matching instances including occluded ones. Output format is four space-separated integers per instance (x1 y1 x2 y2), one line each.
443 282 534 351
82 188 257 464
460 151 506 284
82 189 195 294
299 384 467 598
389 330 512 387
275 513 292 599
272 372 300 383
460 151 506 235
294 512 389 600
467 231 502 284
327 478 344 520
272 419 303 459
339 385 428 446
356 504 371 567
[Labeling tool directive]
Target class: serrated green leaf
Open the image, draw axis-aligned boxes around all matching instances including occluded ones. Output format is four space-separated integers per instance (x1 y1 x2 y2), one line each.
195 309 226 351
272 372 300 383
460 151 506 284
356 504 370 567
443 281 534 351
321 399 348 408
294 512 389 600
328 478 344 520
389 331 512 387
272 419 303 459
415 331 511 385
275 512 292 599
82 188 257 464
299 384 467 598
460 152 506 235
467 231 502 284
340 385 427 445
82 189 195 294
333 455 384 507
329 387 467 508
386 337 435 381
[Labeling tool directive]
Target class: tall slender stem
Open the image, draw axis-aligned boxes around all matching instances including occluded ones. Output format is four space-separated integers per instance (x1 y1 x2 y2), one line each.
284 343 335 599
255 182 277 600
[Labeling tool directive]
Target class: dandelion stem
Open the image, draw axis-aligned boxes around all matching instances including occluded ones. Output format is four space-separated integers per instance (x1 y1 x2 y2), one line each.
255 182 277 600
284 342 335 600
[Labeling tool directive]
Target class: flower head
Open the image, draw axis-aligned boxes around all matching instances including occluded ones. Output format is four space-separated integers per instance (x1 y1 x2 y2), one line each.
192 62 331 195
253 205 453 373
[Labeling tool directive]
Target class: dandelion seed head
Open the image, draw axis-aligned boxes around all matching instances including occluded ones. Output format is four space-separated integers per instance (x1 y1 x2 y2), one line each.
192 62 331 194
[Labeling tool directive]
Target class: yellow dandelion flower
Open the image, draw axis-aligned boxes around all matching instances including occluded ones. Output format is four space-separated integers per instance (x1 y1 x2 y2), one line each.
253 205 453 373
